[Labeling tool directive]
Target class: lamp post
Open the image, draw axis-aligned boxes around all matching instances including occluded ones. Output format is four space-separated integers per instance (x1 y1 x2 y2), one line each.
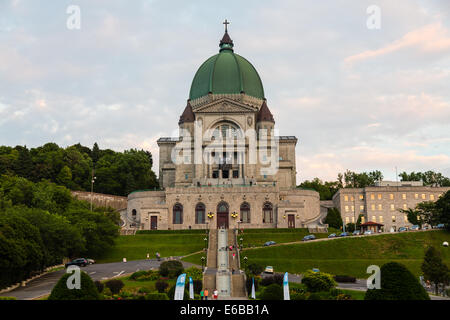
243 256 248 272
90 169 96 211
204 237 208 252
240 237 243 250
201 256 206 272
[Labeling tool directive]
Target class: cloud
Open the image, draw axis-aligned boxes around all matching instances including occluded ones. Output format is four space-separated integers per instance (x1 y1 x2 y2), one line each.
344 22 450 65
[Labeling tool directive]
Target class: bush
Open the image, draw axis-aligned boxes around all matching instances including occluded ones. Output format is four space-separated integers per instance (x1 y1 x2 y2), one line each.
260 274 283 286
246 263 264 276
290 292 307 300
138 287 151 294
48 271 99 300
145 293 169 300
185 267 203 280
333 275 356 283
105 279 125 295
259 284 283 300
129 270 160 281
167 285 190 300
365 262 429 300
129 270 148 281
155 280 169 293
193 279 203 294
94 280 104 293
301 271 336 293
159 260 184 278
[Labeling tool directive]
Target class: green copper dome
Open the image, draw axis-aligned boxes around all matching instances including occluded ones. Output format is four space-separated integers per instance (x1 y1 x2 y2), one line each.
189 31 265 101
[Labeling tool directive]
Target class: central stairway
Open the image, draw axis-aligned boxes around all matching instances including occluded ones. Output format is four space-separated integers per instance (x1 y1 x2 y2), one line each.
202 228 247 300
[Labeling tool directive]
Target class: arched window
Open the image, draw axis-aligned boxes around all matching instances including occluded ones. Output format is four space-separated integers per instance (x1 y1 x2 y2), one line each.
217 202 229 214
195 203 205 224
240 202 250 223
263 202 273 223
131 209 137 220
173 203 183 224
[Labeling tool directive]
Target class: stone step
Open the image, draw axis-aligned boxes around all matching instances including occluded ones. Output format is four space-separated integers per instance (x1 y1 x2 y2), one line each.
231 274 247 298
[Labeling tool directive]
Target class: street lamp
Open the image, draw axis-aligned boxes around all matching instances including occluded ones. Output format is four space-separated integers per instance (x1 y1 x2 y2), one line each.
243 256 248 271
201 256 206 272
90 169 96 211
204 237 208 251
240 237 243 250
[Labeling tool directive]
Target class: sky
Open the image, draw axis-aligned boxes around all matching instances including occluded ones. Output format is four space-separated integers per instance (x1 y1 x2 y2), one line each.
1 0 449 183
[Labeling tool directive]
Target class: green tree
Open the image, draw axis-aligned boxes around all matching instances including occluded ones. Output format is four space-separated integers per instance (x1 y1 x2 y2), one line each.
57 166 73 188
365 262 429 300
48 271 99 300
399 208 422 227
324 208 343 229
421 246 450 295
301 271 336 293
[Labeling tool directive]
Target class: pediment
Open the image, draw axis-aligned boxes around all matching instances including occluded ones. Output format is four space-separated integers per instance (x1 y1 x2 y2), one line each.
194 98 258 114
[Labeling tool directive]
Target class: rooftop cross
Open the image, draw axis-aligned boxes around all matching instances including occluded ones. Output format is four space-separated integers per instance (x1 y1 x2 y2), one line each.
223 19 230 33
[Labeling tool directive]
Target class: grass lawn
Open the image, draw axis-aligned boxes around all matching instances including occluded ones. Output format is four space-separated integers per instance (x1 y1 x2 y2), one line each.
96 231 206 263
181 251 207 266
340 289 366 300
241 230 450 278
240 228 340 248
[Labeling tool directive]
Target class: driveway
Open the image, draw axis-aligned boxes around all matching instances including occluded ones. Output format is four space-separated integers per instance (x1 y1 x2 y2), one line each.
0 258 195 300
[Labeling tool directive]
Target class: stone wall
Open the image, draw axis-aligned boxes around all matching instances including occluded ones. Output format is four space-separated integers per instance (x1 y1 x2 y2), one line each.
71 191 127 211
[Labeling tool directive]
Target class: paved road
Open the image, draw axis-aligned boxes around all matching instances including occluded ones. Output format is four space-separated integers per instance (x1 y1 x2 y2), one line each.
0 259 195 300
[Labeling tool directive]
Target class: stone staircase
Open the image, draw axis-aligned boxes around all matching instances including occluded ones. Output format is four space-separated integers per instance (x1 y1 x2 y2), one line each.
207 229 217 268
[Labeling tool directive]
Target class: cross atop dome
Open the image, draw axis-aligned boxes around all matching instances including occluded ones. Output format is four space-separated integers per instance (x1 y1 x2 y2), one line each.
223 19 230 33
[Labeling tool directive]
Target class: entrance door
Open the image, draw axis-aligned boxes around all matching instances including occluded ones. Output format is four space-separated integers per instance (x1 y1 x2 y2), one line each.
288 214 295 228
217 202 229 229
150 216 158 230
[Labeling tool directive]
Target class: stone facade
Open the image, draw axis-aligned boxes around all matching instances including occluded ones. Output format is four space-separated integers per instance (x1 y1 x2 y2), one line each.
332 185 450 231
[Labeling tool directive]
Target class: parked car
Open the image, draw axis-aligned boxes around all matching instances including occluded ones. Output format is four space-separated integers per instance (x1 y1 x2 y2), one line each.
410 225 420 231
264 266 274 274
86 258 95 265
398 227 407 232
65 258 88 268
339 232 349 237
436 223 445 229
302 234 316 241
328 233 337 238
422 226 430 230
363 230 373 235
263 241 276 247
352 230 360 236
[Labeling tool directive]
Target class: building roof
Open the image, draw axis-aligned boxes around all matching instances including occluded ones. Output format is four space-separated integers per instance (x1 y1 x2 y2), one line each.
189 31 265 101
256 100 275 123
178 101 195 124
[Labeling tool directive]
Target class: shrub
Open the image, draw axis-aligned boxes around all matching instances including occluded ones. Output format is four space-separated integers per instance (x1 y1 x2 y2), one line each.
260 274 283 286
193 279 203 294
129 270 148 281
105 279 125 295
259 284 283 300
301 271 336 293
246 263 264 276
48 271 99 300
138 287 151 294
145 293 169 300
129 270 160 281
155 280 169 293
159 260 184 278
94 280 104 293
290 292 307 300
333 275 356 283
167 285 190 300
185 267 203 280
365 262 429 300
103 287 112 297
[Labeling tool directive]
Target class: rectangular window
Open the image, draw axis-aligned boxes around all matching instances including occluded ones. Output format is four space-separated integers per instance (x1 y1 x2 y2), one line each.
351 205 354 212
403 204 407 210
361 216 365 223
185 174 188 180
350 196 354 201
360 205 364 212
212 171 219 178
430 194 435 201
415 194 418 199
370 194 375 200
392 216 396 223
371 204 375 211
378 204 382 211
389 194 394 200
233 170 239 178
351 216 355 223
345 217 350 224
421 194 426 200
344 195 349 202
345 206 349 212
359 195 364 200
402 193 406 200
378 194 382 200
390 204 395 211
379 216 384 223
372 216 376 222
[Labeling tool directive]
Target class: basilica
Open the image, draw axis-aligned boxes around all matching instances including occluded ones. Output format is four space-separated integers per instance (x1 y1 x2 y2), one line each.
124 27 321 230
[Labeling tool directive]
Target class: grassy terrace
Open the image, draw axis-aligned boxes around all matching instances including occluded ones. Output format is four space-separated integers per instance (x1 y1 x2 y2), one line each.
97 230 207 263
240 230 450 278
